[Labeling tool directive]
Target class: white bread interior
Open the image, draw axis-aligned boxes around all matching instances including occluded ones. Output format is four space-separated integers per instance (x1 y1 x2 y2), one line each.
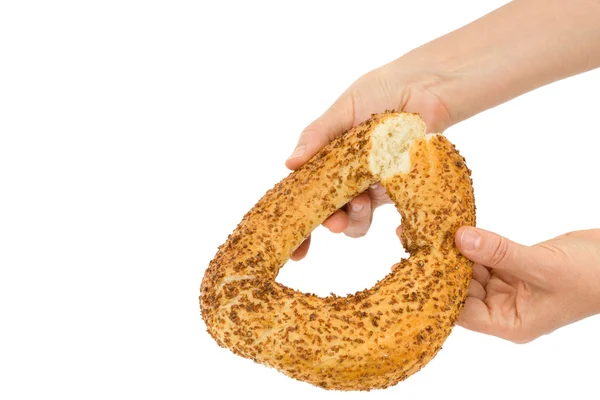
369 115 436 179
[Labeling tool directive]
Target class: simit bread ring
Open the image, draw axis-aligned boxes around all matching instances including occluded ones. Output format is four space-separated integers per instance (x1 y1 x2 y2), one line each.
200 111 475 391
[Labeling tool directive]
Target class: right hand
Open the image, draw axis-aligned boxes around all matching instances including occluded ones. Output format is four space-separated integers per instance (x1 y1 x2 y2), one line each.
286 61 453 260
455 227 600 343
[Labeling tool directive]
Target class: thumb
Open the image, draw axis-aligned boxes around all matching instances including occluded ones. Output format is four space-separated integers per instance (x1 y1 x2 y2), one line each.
285 93 355 170
455 227 538 278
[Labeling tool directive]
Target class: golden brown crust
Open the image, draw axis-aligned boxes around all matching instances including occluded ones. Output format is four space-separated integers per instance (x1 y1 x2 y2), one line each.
200 112 475 391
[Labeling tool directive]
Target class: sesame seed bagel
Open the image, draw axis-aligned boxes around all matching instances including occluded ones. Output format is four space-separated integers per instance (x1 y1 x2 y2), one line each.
200 112 475 391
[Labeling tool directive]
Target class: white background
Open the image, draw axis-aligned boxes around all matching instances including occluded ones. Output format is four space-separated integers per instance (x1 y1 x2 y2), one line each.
1 1 599 399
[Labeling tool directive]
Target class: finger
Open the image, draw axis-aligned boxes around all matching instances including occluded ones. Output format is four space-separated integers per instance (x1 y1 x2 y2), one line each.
368 183 392 208
395 225 409 250
455 226 541 281
456 297 492 334
285 94 355 170
467 279 486 301
472 263 491 287
344 192 372 238
290 235 311 261
322 210 349 233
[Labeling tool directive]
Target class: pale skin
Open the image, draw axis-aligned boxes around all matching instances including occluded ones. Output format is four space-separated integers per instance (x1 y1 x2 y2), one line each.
286 0 600 343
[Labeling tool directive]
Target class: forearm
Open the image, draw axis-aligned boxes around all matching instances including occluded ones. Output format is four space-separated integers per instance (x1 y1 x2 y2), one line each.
401 0 600 126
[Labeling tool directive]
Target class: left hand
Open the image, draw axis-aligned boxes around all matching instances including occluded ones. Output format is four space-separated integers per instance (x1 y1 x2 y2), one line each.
454 227 600 343
286 61 453 261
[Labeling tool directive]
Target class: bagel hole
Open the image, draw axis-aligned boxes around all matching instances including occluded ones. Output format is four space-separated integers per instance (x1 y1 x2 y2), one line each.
276 205 407 298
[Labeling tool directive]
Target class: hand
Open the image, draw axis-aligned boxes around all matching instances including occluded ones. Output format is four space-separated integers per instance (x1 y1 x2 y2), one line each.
286 61 452 260
455 227 600 343
285 0 600 262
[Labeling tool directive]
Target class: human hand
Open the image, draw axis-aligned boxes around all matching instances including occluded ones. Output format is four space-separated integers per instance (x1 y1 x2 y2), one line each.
286 61 452 260
455 227 600 343
285 0 600 262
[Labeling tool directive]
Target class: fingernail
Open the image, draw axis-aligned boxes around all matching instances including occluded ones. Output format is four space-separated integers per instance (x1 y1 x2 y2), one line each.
287 145 306 160
370 183 380 190
460 228 481 251
350 203 364 212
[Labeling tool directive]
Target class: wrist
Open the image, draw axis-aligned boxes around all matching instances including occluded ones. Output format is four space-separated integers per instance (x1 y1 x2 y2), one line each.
391 0 600 131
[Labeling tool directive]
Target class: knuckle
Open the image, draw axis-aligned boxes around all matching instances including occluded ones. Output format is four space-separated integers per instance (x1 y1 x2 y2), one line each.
488 236 509 267
299 123 321 142
369 188 391 204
